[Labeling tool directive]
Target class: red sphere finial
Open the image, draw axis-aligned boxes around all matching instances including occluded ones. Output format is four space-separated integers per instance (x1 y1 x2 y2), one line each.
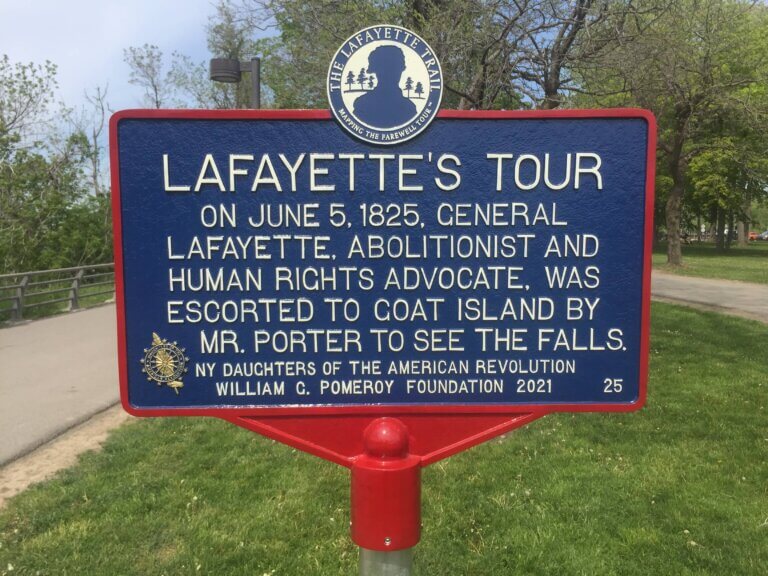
363 418 409 458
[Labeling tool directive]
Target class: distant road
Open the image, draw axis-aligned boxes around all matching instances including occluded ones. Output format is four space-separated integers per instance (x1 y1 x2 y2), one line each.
0 305 119 465
1 272 766 466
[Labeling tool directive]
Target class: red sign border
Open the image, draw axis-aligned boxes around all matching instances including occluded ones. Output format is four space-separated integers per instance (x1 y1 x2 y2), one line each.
110 108 656 419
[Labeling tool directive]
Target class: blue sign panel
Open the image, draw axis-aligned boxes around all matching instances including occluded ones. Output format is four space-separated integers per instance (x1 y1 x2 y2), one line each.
112 110 653 413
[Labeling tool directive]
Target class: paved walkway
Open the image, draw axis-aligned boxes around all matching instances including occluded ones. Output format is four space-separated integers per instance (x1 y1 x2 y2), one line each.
0 305 119 465
0 272 766 467
651 271 768 323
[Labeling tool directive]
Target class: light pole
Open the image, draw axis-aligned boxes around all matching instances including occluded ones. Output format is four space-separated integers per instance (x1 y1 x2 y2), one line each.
209 57 261 109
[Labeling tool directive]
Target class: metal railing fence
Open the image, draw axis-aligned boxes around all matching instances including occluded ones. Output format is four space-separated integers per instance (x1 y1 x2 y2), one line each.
0 263 115 322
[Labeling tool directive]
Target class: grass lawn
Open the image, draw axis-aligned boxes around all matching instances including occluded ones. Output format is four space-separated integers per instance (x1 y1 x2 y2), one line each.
653 242 768 284
1 303 767 575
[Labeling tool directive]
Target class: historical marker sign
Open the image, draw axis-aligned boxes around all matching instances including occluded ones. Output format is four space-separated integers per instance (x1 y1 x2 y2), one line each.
112 109 655 417
112 26 655 563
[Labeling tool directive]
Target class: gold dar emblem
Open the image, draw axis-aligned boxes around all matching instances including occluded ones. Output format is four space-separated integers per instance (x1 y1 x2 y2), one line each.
140 332 189 394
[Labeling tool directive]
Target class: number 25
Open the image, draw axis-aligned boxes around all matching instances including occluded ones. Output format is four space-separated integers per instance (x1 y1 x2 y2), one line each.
603 378 623 393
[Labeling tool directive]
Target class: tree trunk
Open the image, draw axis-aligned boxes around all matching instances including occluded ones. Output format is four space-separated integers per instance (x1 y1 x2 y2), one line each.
738 192 751 246
737 220 747 245
540 78 561 109
665 112 690 266
540 96 560 110
665 144 686 265
666 183 684 265
726 211 734 249
715 208 726 251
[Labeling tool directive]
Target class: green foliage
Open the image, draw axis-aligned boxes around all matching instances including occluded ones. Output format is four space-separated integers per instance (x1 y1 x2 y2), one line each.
254 1 405 108
0 139 111 272
124 44 169 108
45 194 112 267
0 56 112 274
190 0 626 111
580 0 768 259
752 201 768 231
688 139 746 213
0 55 57 139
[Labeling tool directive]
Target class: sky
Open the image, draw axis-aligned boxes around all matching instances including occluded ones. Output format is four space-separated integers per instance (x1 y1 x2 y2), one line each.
0 0 216 113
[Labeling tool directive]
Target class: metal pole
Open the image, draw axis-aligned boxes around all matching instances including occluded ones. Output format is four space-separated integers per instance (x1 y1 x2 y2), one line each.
250 57 261 109
359 548 413 576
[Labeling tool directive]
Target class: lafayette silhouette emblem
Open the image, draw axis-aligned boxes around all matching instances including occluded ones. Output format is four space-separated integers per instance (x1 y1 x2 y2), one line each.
327 25 443 145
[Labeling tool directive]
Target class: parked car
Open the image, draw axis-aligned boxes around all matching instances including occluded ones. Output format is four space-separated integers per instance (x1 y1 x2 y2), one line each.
749 231 758 241
757 230 768 241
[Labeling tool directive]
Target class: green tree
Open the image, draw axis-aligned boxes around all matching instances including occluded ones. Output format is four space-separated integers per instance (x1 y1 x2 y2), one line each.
200 1 666 111
687 119 768 249
0 137 86 271
123 44 171 108
586 0 768 265
231 1 402 108
63 85 110 197
126 0 260 109
0 55 56 141
0 56 112 273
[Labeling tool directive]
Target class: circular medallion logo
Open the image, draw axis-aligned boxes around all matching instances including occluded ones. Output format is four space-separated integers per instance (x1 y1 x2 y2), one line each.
140 332 188 395
327 25 443 145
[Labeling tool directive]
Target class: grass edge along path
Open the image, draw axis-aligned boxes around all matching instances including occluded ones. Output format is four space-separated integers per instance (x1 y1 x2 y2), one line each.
1 302 767 575
653 242 768 284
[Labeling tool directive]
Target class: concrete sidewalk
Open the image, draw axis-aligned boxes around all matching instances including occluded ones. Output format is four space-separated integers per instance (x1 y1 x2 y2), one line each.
0 305 119 465
651 271 768 323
